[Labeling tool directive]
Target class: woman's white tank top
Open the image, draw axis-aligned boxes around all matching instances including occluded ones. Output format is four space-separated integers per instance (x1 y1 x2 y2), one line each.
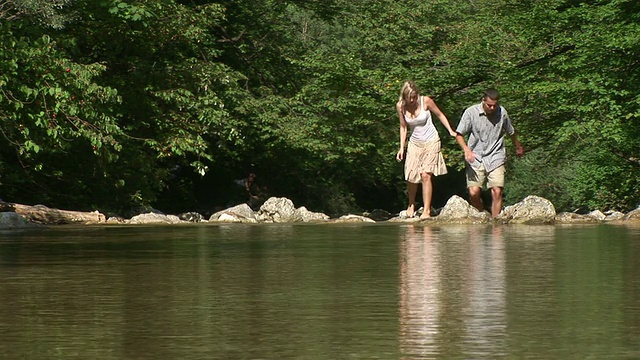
404 96 438 142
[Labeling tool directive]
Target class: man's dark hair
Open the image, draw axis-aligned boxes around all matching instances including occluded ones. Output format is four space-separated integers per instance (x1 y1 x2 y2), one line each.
483 88 500 101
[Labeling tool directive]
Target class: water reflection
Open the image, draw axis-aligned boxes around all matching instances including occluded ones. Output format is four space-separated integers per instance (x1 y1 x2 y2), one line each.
399 225 508 358
462 226 506 357
399 225 440 357
0 224 638 359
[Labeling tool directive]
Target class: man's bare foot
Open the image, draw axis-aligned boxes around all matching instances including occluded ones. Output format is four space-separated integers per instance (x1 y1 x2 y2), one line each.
419 213 431 220
406 204 415 218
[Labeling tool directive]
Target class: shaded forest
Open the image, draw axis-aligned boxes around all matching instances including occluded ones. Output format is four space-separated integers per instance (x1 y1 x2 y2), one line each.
1 0 639 216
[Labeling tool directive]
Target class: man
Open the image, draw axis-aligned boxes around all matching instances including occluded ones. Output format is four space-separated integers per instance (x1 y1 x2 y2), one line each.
455 88 524 218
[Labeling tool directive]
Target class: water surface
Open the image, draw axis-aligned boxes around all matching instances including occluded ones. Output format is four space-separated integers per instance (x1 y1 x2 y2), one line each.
0 223 638 359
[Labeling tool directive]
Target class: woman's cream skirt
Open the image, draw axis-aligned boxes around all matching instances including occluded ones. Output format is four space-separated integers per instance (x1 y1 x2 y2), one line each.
404 138 448 183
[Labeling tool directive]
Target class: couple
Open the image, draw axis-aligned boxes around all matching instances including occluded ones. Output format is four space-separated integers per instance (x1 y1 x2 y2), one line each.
396 81 524 219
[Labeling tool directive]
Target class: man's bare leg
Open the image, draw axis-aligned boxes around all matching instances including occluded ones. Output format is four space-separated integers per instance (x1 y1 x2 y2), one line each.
490 186 503 218
468 186 484 213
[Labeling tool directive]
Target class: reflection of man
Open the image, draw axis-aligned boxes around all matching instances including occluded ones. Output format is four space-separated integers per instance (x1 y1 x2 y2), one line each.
462 225 507 353
455 88 524 218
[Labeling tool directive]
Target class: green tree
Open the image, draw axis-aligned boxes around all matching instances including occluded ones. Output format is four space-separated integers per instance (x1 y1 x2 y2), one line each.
1 0 638 216
0 9 122 208
0 0 72 28
500 0 640 211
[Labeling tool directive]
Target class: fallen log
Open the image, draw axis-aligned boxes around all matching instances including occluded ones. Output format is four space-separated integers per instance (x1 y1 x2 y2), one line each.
11 203 106 225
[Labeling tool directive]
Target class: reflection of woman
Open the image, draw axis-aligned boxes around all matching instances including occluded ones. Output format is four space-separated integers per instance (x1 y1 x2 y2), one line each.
396 81 457 218
399 226 440 356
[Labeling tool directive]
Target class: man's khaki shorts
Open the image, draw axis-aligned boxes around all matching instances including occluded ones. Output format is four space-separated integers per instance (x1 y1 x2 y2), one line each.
466 164 505 189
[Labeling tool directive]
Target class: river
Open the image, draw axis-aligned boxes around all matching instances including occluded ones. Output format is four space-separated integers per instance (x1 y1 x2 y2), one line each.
1 223 638 359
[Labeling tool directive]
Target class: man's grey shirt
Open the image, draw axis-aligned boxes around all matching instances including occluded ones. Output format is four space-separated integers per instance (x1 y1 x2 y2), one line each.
456 103 515 172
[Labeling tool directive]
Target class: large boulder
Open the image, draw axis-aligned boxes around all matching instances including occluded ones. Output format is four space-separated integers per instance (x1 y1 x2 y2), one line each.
436 195 491 224
257 197 302 223
498 195 556 224
256 197 330 223
209 203 258 223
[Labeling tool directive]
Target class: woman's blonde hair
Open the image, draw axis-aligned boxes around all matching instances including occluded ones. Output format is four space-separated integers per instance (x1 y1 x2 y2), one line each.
399 81 420 105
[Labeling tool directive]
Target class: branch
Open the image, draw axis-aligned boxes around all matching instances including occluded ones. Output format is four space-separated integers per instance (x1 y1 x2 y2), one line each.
608 145 640 168
514 45 576 69
217 28 247 43
0 0 28 21
439 44 576 98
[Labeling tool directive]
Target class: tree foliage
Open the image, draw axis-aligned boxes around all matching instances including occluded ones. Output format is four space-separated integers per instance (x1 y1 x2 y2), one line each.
0 0 638 215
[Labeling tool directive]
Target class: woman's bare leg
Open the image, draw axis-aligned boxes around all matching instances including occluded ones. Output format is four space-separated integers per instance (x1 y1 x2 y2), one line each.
420 172 433 219
407 182 418 217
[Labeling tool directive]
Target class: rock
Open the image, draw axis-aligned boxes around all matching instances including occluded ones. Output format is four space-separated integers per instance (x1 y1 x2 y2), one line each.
396 209 414 220
587 210 606 221
555 209 627 224
437 195 491 224
129 213 183 224
364 209 394 221
253 197 331 223
498 195 556 224
5 196 638 227
604 211 625 221
388 215 421 223
332 214 375 223
622 208 640 223
297 206 330 222
0 201 16 212
0 212 40 229
217 213 243 223
257 197 303 223
209 203 258 223
390 207 425 222
208 200 329 223
106 216 127 224
179 212 204 223
555 212 601 224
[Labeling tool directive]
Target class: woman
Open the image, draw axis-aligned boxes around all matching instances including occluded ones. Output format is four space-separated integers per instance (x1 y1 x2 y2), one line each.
396 81 456 219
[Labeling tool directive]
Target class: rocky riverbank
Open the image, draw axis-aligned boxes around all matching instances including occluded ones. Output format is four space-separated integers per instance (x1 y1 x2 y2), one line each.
1 195 639 229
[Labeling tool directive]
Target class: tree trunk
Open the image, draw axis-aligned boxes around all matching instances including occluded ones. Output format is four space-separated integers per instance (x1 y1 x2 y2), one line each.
11 203 106 225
